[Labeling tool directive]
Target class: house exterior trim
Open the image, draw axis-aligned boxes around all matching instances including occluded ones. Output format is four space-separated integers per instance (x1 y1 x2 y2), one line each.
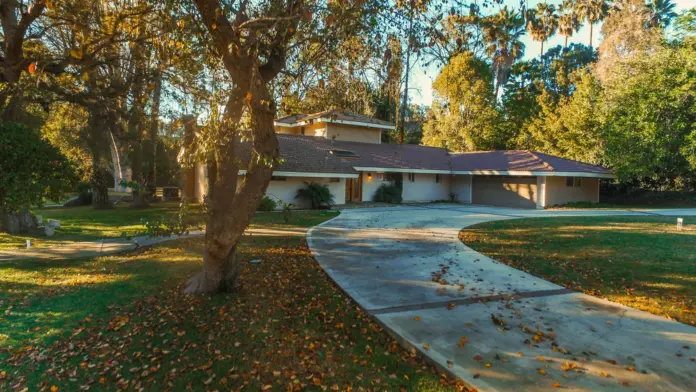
353 167 452 174
237 170 358 179
275 118 395 131
450 170 616 179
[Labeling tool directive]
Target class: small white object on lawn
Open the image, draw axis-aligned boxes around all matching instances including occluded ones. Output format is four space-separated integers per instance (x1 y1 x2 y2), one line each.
249 259 262 264
677 218 683 230
26 240 31 249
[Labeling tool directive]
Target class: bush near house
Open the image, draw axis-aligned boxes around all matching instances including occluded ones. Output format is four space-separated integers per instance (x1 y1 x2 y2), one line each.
257 196 278 211
373 173 403 204
373 183 403 203
296 182 335 209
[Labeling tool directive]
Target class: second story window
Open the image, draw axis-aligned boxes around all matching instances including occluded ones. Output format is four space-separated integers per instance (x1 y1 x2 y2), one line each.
435 174 441 183
408 173 415 182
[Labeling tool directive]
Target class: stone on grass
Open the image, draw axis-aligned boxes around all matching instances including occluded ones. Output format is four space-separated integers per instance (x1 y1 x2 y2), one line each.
47 219 61 229
44 226 55 237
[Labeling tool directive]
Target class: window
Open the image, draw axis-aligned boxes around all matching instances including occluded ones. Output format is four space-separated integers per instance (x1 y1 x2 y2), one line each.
329 149 360 159
435 174 441 183
566 177 582 187
271 176 287 181
300 127 305 135
408 173 415 182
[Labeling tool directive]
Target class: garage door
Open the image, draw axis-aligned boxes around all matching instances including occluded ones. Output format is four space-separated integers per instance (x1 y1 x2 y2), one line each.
472 176 538 208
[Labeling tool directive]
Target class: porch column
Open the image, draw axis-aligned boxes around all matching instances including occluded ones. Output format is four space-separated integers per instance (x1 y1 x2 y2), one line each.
536 176 547 209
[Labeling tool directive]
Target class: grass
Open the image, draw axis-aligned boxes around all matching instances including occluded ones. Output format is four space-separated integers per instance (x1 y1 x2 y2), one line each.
1 211 462 391
0 203 337 250
549 201 696 210
460 216 696 326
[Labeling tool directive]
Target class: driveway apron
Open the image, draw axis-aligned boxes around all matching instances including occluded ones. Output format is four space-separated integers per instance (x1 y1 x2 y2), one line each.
308 205 696 391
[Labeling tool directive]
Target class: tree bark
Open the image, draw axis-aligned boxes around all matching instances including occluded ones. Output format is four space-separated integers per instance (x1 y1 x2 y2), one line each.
149 63 163 190
589 23 593 49
184 85 279 293
0 0 45 122
397 7 414 144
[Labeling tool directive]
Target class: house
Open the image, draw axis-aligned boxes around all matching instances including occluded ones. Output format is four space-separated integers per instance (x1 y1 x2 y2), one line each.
183 109 615 209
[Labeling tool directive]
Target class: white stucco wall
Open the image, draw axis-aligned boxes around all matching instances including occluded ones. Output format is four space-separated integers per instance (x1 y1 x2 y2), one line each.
451 175 472 203
265 177 346 209
361 172 452 202
402 173 452 202
543 176 599 207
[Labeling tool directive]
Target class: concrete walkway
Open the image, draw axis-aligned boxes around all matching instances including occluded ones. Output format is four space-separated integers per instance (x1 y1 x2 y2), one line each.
0 227 306 262
307 204 696 391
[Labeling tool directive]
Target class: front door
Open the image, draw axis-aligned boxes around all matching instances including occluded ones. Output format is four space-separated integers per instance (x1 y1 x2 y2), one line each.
346 175 362 202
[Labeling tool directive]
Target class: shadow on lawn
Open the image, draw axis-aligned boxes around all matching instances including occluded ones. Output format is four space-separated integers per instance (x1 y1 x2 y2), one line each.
1 233 461 392
461 216 696 325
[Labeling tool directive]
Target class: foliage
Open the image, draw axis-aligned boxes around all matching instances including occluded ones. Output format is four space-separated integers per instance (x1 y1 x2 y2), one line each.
601 44 696 182
373 183 403 204
0 123 77 213
462 215 696 325
295 182 335 210
257 196 278 212
422 52 505 151
76 181 93 205
280 201 294 223
144 201 205 238
119 180 144 196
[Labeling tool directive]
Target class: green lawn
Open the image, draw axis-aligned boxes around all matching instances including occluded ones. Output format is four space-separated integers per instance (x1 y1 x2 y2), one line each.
0 211 461 392
0 203 337 250
460 216 696 326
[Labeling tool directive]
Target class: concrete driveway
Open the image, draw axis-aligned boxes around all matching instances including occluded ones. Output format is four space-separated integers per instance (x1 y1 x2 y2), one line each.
307 204 696 391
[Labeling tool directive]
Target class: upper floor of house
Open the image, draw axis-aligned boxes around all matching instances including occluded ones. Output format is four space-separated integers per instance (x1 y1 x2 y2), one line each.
273 109 395 144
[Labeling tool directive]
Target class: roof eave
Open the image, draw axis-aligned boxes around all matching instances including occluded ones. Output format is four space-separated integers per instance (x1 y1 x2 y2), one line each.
274 118 395 131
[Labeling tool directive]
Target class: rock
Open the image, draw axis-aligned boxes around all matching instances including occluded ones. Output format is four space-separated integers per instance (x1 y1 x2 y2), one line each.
47 219 61 229
2 212 21 234
35 215 43 225
249 259 262 264
44 226 55 237
18 209 36 231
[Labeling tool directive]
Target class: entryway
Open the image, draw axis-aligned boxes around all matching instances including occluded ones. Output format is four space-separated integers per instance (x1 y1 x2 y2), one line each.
345 174 362 202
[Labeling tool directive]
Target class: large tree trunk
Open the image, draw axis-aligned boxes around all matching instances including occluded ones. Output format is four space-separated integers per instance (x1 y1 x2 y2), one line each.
396 8 414 144
108 131 132 192
149 63 163 190
0 1 45 122
184 82 279 293
92 173 111 209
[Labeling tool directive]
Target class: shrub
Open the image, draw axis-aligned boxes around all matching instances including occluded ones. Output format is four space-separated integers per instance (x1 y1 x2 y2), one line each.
0 122 77 214
373 183 403 204
257 196 277 211
296 182 335 209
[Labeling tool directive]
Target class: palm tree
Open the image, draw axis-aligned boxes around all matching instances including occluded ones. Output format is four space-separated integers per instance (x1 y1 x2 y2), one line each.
574 0 609 48
558 12 581 47
648 0 677 28
527 2 559 56
481 7 526 97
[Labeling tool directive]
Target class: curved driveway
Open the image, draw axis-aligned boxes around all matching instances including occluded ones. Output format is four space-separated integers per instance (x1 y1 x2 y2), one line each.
308 204 696 391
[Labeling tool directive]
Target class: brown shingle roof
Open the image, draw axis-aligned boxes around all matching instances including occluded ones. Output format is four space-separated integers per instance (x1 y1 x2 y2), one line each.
449 150 612 174
274 109 395 128
236 135 613 177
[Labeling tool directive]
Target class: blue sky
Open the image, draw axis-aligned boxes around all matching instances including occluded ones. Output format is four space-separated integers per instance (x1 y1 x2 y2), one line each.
409 0 696 106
